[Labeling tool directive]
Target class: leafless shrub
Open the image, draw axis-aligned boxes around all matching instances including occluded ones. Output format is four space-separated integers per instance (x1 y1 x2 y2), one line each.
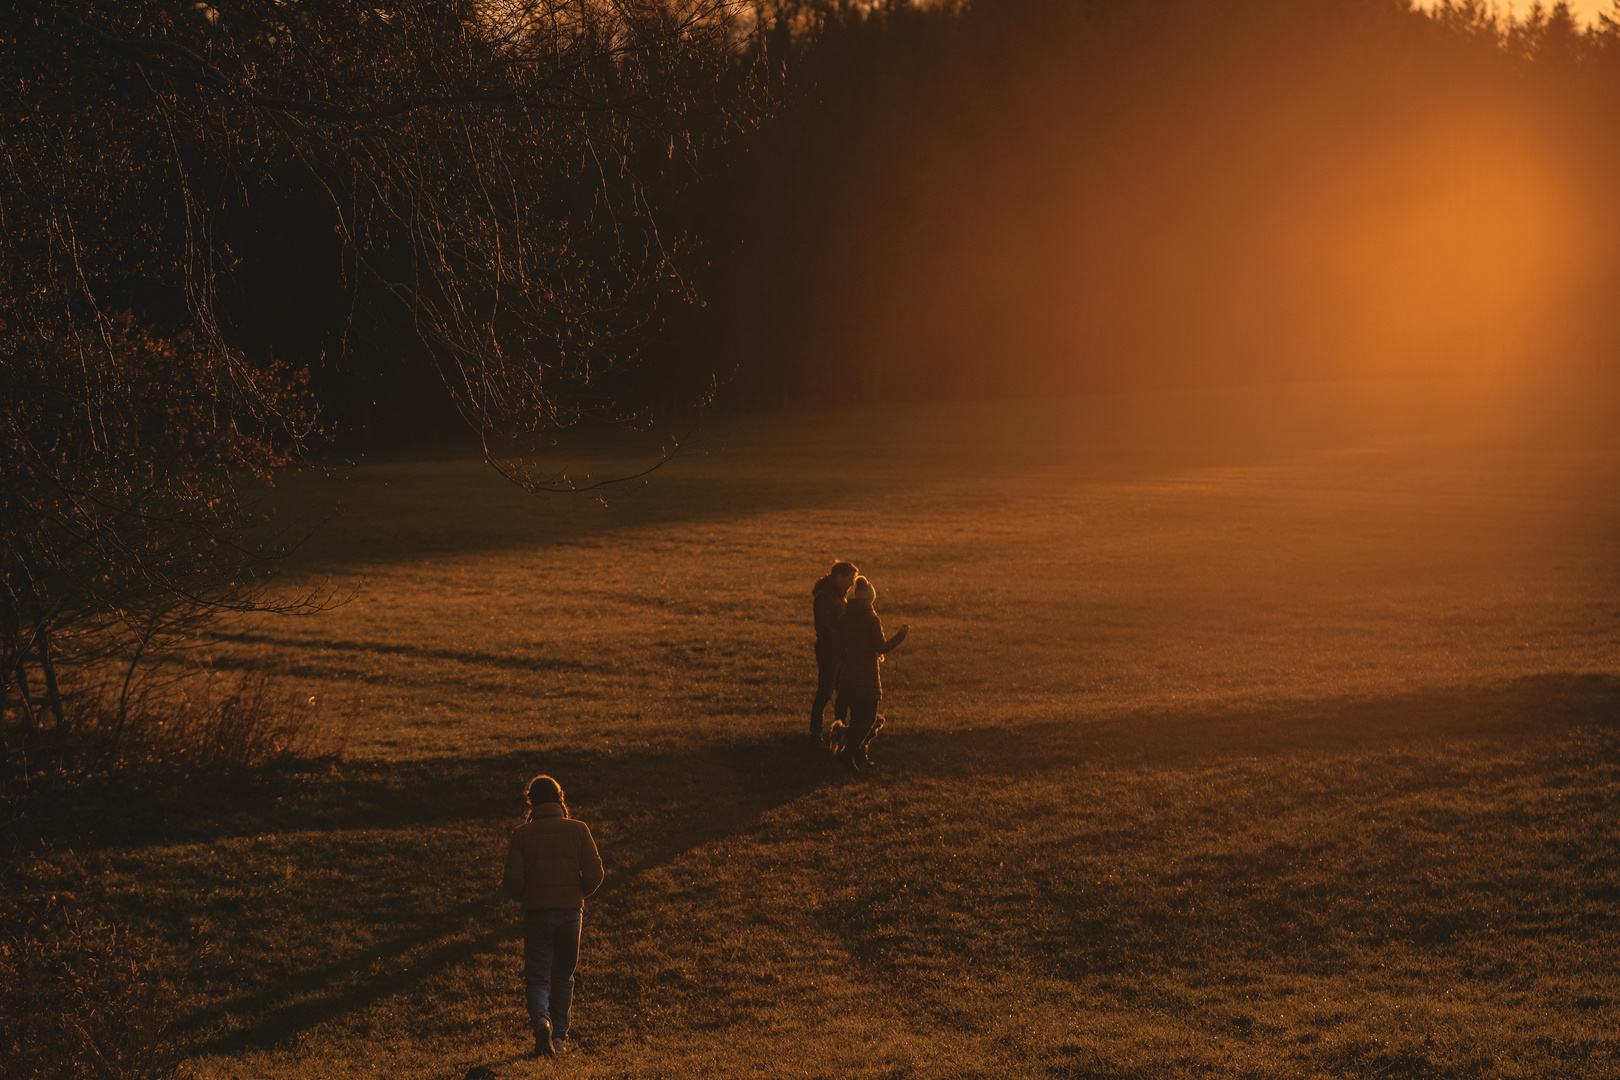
97 669 345 782
4 667 346 802
0 311 331 784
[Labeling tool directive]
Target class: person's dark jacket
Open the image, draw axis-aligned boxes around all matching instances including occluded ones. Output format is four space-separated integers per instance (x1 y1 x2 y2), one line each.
501 803 604 910
812 575 848 648
835 597 906 699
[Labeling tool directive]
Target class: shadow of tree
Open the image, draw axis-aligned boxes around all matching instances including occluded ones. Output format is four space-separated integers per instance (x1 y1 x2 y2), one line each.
901 671 1620 778
175 731 841 1055
210 631 615 675
264 387 1462 571
11 672 1615 1057
39 671 1613 854
810 672 1620 1042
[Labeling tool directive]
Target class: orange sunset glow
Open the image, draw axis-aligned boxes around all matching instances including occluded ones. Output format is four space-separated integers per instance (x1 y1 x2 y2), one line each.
5 1 1618 1078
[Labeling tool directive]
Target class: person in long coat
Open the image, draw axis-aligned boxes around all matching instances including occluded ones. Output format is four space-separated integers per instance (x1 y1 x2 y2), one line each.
834 576 908 771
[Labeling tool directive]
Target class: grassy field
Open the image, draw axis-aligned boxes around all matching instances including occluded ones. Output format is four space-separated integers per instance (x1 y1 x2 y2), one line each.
24 379 1620 1078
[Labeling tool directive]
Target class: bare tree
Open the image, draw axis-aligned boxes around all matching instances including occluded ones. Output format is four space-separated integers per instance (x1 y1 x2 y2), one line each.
0 0 761 779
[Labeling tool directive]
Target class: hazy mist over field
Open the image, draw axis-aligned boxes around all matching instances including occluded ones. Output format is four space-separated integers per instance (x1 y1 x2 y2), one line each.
6 2 1620 1078
250 378 1619 761
81 376 1601 1079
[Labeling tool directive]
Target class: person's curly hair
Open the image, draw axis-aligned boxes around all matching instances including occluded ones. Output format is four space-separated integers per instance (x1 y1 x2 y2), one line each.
524 774 570 821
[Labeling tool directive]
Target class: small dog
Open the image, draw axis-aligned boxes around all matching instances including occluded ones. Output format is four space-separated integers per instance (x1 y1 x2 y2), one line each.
826 720 848 755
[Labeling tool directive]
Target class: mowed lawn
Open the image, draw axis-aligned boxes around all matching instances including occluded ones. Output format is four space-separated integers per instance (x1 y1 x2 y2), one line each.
70 380 1620 1078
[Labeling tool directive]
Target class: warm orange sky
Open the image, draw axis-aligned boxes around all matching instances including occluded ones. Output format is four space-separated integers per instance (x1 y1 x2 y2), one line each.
1495 0 1611 25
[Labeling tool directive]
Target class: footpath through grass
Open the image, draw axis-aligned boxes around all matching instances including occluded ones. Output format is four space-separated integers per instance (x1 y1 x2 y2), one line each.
19 379 1620 1079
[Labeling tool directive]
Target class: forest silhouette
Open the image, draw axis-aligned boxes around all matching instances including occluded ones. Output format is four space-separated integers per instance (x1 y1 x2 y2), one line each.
201 0 1620 437
8 0 1618 444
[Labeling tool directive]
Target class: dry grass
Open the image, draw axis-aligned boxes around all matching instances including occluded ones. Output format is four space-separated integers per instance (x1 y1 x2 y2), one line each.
1 886 181 1080
12 378 1619 1079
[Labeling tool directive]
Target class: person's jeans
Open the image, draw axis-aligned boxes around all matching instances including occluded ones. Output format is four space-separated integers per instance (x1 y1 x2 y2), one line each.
811 644 840 736
523 908 582 1042
842 697 880 757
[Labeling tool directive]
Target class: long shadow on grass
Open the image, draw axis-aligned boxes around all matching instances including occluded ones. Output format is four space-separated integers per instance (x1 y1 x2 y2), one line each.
898 671 1620 778
29 671 1616 1057
205 631 615 677
263 389 1479 572
174 731 844 1056
818 671 1620 1039
24 672 1615 856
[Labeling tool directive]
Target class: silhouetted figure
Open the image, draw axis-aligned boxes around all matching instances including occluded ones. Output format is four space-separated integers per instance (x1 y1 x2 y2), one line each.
501 775 604 1058
811 560 859 743
834 576 908 771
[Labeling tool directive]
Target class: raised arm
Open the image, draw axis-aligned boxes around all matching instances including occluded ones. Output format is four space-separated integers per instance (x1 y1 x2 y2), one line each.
878 623 909 655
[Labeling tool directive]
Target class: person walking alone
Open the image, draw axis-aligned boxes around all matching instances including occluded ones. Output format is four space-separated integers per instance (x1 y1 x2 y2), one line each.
810 560 859 744
835 575 908 771
501 774 604 1057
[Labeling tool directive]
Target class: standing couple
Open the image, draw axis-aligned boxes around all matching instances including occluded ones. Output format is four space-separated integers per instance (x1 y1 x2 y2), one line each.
810 560 909 771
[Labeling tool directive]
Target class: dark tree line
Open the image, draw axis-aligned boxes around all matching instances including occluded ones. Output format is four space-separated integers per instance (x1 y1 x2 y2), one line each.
0 0 757 782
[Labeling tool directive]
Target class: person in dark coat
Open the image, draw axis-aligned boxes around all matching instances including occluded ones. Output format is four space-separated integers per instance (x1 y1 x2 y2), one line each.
834 575 908 771
810 560 859 743
501 775 604 1057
